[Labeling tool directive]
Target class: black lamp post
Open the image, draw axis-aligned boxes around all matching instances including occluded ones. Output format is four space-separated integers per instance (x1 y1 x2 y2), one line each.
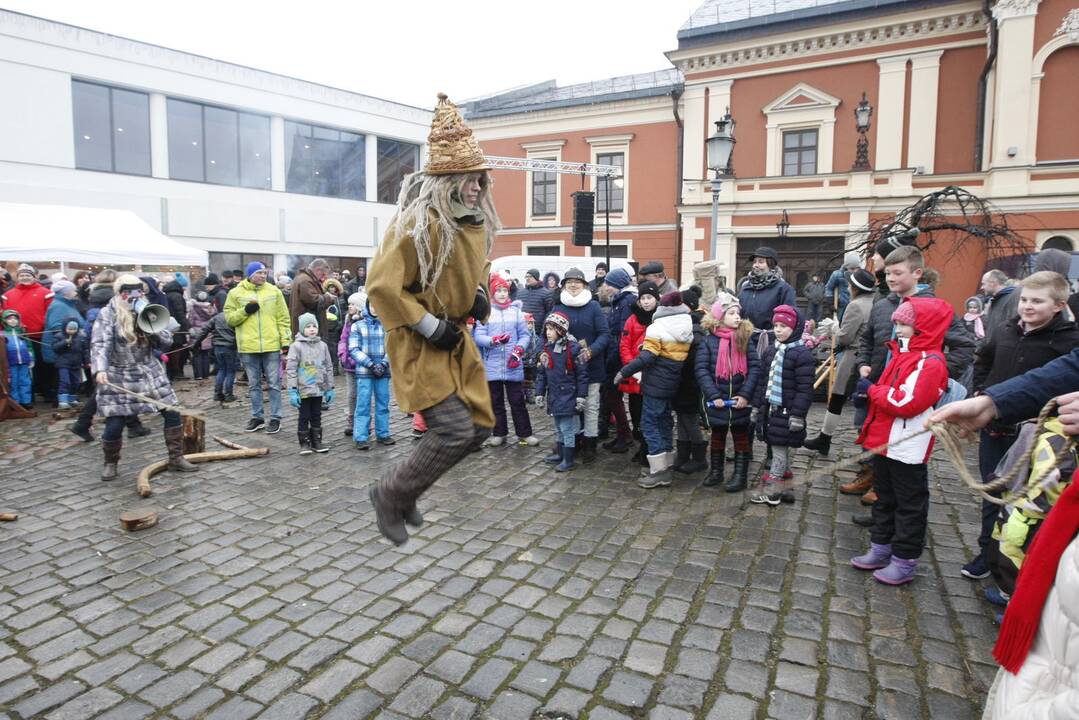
776 209 790 239
706 111 736 262
852 91 873 171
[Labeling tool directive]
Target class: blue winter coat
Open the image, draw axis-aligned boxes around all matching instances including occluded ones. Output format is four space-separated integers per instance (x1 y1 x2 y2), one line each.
3 328 32 366
52 331 89 370
534 338 588 416
605 288 639 379
41 296 84 364
753 330 816 447
738 278 796 331
516 283 553 334
474 301 531 382
696 331 761 427
549 294 610 384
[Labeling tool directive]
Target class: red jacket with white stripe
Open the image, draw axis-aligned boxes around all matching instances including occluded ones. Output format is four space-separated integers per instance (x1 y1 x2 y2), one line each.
856 296 952 464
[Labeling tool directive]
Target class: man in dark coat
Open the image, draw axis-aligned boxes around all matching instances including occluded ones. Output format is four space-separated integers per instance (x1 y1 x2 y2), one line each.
981 269 1019 342
639 261 678 296
290 258 336 341
597 268 638 452
162 278 190 381
804 274 826 323
517 269 553 335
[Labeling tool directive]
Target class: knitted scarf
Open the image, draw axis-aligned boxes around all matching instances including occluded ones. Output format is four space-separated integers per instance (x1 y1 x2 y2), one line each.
993 478 1079 674
744 267 781 291
714 326 746 380
766 339 803 406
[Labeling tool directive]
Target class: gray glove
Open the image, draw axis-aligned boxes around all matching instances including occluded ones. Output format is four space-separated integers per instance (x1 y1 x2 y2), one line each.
534 396 546 408
612 372 624 386
788 416 805 433
750 407 759 426
575 397 587 413
413 313 462 351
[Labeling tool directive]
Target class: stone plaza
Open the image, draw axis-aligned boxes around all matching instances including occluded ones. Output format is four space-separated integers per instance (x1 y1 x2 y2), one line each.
0 376 999 719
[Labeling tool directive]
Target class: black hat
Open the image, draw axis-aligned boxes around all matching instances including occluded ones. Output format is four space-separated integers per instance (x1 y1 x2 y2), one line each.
204 273 220 287
526 268 540 281
221 270 234 278
749 246 779 263
595 262 608 271
850 268 876 292
875 227 920 260
639 261 664 276
561 267 586 286
682 285 702 310
232 269 244 277
637 280 661 303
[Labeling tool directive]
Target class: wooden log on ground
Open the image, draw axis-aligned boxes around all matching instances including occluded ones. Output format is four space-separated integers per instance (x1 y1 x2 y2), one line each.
136 445 269 497
182 415 206 454
0 513 17 522
120 509 157 531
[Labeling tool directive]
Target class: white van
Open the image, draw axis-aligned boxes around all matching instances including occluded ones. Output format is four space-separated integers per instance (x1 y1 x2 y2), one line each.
489 255 637 284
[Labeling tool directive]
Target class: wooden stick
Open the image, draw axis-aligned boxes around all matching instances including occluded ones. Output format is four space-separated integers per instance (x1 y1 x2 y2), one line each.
136 446 268 497
213 436 246 450
0 513 17 522
100 381 205 420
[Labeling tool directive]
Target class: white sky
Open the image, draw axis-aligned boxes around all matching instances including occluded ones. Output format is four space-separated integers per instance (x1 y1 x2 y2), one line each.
3 0 704 109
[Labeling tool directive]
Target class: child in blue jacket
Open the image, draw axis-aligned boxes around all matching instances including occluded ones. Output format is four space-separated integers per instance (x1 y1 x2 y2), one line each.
52 320 89 408
3 309 33 407
348 296 394 451
534 311 587 472
474 274 536 446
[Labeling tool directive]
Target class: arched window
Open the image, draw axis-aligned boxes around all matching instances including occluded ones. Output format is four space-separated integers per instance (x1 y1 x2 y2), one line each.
1043 236 1075 252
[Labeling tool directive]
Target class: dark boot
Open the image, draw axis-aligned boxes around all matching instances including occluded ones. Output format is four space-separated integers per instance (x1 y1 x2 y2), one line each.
164 426 198 472
404 504 424 527
556 444 575 472
69 422 94 442
311 426 328 453
702 449 725 487
369 483 408 545
803 432 831 456
101 439 122 481
726 451 751 493
604 435 632 453
579 437 597 465
678 442 709 474
298 431 313 455
670 441 690 472
544 443 563 464
127 422 152 438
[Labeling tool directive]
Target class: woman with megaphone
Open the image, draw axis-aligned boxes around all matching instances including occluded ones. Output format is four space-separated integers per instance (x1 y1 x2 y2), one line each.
89 274 198 481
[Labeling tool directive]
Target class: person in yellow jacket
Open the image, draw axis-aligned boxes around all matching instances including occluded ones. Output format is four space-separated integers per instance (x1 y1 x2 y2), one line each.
224 262 291 434
365 93 499 545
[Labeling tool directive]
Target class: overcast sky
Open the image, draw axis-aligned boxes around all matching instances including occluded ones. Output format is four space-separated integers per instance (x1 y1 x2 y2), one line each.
4 0 703 109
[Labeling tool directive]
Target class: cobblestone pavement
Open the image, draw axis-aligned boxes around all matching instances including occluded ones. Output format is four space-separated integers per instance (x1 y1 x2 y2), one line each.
0 375 1000 719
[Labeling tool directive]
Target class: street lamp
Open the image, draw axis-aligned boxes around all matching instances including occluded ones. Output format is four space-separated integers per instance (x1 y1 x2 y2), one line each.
852 91 873 171
776 209 790 239
706 111 736 262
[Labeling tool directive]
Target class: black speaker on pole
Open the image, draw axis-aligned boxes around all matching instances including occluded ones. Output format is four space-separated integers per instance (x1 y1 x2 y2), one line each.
571 191 595 247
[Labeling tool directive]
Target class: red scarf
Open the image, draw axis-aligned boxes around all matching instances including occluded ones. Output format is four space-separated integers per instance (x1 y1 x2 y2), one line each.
993 476 1079 674
714 326 747 380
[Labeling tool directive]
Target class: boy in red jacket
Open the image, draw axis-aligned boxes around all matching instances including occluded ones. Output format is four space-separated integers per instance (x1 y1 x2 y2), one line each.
851 296 951 585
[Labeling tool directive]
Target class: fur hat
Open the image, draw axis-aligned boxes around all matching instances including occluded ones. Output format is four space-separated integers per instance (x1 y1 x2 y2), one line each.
544 311 570 336
891 300 917 327
424 94 489 175
245 261 266 279
324 278 344 296
638 280 661 304
660 291 683 307
711 292 741 320
850 268 876 293
298 312 319 333
561 268 586 286
842 251 862 270
603 268 631 290
772 304 798 329
489 274 510 295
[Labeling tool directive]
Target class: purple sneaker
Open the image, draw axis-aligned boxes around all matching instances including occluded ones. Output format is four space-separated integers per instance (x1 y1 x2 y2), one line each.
873 556 918 585
851 543 892 570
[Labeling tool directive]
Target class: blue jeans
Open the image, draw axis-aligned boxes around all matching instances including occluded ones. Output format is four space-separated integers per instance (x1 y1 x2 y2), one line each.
808 303 822 323
553 414 580 446
214 347 239 397
57 367 81 403
241 351 281 420
354 375 391 441
641 395 674 455
8 364 31 404
976 430 1015 558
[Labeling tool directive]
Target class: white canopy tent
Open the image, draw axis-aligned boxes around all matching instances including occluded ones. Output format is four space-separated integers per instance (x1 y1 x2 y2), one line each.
0 202 207 267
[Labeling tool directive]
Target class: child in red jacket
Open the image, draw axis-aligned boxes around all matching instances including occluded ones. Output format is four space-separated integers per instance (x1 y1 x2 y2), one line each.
851 296 951 585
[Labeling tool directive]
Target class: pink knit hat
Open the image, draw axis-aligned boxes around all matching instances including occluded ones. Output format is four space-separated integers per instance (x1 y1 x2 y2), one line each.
772 304 798 329
891 300 917 327
711 292 741 321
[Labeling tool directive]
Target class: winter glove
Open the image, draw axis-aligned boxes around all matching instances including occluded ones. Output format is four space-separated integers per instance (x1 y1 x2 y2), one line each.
468 289 490 322
575 397 587 413
491 333 511 345
244 301 259 315
750 407 759 426
577 347 592 364
534 396 546 409
853 378 872 409
413 313 462 351
371 362 386 377
324 389 335 407
288 388 300 408
788 416 805 433
612 372 624 386
507 346 524 369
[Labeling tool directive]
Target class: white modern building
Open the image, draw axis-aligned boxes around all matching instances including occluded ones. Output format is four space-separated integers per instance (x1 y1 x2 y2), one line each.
0 9 430 276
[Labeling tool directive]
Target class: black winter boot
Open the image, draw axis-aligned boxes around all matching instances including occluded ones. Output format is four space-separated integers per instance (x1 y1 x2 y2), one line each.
702 449 725 487
311 426 328 453
544 443 563 464
164 426 198 472
678 442 709 474
101 439 122 481
579 437 597 465
726 451 751 493
299 431 313 455
803 432 832 456
670 441 690 472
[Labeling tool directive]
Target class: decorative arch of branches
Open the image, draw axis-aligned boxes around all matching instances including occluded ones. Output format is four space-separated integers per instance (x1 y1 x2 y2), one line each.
845 185 1029 266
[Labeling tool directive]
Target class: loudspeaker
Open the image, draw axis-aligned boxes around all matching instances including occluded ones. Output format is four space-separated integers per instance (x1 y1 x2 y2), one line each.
571 191 594 247
136 304 171 334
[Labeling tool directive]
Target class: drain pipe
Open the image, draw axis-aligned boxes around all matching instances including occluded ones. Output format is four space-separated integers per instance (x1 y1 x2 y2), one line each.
974 0 998 171
671 87 685 282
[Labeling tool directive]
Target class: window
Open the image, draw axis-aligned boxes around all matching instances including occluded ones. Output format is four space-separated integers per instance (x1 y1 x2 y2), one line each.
208 252 272 277
167 99 270 188
595 153 624 213
285 121 365 200
525 245 560 256
782 130 818 176
589 244 630 259
72 81 150 175
377 138 420 204
531 160 557 217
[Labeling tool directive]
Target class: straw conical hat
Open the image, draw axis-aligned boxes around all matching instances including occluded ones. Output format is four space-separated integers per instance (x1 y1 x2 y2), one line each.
424 93 489 176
